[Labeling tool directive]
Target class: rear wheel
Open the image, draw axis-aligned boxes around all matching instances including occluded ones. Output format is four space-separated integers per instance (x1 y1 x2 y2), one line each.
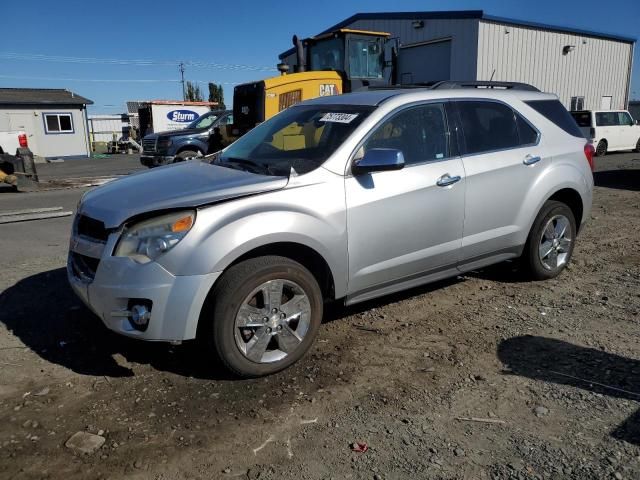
523 201 576 280
595 140 607 157
204 256 323 378
175 150 199 162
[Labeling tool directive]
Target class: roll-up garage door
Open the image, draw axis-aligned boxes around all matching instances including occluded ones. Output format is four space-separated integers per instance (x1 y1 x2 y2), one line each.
398 39 452 85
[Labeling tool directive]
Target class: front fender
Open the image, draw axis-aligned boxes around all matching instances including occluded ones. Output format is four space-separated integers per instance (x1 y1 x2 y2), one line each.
158 178 348 297
172 137 207 154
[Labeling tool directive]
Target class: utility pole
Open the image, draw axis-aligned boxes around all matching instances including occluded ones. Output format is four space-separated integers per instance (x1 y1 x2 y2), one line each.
179 62 186 101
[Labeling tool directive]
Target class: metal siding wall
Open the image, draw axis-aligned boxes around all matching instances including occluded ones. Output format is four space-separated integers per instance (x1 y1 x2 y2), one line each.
477 20 633 110
345 18 480 80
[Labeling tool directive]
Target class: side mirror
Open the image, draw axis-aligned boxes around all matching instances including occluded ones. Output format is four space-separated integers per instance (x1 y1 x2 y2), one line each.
352 148 405 175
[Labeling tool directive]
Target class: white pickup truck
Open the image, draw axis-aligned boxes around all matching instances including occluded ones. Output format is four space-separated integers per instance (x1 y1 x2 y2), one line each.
0 130 28 155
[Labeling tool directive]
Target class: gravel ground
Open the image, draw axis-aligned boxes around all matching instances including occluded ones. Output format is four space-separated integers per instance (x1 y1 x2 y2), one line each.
0 153 638 480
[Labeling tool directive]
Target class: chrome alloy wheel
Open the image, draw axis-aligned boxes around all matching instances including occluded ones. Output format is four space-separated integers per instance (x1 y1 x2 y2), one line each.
538 214 572 270
233 279 312 363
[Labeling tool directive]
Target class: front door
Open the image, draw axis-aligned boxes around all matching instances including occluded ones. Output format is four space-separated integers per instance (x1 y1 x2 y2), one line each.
345 102 465 300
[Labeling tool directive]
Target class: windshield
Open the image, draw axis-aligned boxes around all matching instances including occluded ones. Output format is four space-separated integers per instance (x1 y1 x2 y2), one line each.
309 37 345 71
348 36 384 79
218 104 374 175
188 111 220 129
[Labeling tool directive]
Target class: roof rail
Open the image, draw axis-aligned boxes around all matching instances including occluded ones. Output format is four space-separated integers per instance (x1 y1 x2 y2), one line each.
430 81 540 91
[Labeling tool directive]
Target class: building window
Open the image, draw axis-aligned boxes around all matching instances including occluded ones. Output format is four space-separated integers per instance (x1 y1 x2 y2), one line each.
43 113 74 134
570 96 585 111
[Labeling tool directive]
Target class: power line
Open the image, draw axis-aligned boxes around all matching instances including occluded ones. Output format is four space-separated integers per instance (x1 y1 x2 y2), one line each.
0 74 239 85
0 52 276 72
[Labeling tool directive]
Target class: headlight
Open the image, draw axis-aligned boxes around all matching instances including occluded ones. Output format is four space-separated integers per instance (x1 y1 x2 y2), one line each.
157 137 172 149
114 211 195 263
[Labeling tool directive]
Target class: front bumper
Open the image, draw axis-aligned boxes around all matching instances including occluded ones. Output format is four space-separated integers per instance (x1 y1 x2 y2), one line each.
140 154 175 168
68 252 220 342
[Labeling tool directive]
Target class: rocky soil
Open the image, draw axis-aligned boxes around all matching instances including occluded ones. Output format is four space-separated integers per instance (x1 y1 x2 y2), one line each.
1 153 639 480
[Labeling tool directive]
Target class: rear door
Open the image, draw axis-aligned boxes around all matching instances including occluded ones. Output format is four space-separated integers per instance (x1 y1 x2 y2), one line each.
345 102 465 299
455 100 543 264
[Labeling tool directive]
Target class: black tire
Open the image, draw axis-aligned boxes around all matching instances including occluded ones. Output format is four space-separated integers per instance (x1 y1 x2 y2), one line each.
595 140 607 157
203 256 323 378
634 138 640 153
175 150 199 162
522 201 576 281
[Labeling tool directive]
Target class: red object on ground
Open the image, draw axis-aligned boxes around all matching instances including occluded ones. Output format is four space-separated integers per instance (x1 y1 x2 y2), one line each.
351 442 368 453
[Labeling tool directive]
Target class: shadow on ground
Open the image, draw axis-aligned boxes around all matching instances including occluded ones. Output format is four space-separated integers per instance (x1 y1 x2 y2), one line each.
498 335 640 445
594 169 640 191
0 267 237 380
0 266 467 380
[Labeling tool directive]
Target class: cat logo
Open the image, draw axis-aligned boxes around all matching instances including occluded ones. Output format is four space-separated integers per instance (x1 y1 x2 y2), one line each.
319 84 338 97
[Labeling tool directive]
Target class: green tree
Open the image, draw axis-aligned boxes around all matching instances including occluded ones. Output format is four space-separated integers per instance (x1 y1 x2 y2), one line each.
208 82 226 109
185 81 203 102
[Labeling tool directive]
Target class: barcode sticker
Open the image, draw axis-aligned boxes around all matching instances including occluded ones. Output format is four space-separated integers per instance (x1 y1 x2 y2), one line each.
319 113 359 124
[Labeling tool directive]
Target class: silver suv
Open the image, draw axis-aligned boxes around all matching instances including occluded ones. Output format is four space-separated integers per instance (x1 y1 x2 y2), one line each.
68 84 594 377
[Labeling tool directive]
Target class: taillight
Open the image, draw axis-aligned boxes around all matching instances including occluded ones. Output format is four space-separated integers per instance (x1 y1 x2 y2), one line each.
584 143 595 172
18 133 28 148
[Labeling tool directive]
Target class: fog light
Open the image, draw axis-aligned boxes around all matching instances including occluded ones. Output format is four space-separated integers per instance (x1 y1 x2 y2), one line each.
130 304 150 326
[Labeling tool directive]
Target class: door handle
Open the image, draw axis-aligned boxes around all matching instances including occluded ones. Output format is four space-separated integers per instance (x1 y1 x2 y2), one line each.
436 173 461 187
523 154 541 166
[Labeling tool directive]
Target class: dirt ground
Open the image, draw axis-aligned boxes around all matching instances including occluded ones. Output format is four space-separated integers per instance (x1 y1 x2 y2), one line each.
1 153 639 480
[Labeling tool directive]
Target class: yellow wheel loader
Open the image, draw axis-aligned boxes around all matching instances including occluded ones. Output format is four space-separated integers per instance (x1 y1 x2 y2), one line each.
232 29 394 133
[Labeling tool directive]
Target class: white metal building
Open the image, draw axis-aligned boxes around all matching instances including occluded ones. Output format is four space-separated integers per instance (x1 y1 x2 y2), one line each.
0 88 93 159
279 10 635 110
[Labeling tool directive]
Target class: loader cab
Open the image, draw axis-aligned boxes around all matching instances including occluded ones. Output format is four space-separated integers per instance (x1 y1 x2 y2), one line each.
304 29 391 89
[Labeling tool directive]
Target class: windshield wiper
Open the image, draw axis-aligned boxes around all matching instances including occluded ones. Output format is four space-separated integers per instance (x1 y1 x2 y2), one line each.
218 157 271 175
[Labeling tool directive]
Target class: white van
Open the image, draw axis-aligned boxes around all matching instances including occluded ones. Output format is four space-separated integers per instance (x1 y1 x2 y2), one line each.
571 110 640 156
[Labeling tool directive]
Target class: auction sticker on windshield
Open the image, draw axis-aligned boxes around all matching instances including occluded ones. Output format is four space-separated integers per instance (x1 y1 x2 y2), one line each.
320 113 359 124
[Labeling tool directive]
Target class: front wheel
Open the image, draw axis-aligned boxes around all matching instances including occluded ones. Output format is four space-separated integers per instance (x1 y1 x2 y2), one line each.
522 201 576 280
204 256 323 378
175 150 199 162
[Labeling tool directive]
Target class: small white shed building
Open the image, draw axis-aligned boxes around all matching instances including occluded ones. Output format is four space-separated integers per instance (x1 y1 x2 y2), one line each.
0 88 93 160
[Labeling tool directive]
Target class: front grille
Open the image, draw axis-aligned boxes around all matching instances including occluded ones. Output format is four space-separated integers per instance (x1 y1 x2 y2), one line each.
70 252 100 282
142 138 156 152
76 215 109 242
279 89 302 111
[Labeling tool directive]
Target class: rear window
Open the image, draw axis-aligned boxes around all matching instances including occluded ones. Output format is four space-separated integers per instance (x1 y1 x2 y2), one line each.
571 111 592 127
526 100 584 138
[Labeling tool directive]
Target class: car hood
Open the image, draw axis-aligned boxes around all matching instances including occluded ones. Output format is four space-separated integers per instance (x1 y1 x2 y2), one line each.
144 128 206 140
79 160 288 228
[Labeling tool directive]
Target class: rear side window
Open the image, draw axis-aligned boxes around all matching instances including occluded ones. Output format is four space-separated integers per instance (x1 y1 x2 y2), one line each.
571 111 592 127
595 112 618 126
457 101 519 154
526 100 584 137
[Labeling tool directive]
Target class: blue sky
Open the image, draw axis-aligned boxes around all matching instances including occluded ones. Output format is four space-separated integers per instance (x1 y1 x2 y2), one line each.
2 0 638 113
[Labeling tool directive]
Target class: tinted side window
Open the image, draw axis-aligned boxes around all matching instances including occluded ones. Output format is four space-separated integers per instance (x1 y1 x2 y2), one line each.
516 113 539 145
596 112 618 126
526 100 584 138
364 103 449 165
457 101 519 154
